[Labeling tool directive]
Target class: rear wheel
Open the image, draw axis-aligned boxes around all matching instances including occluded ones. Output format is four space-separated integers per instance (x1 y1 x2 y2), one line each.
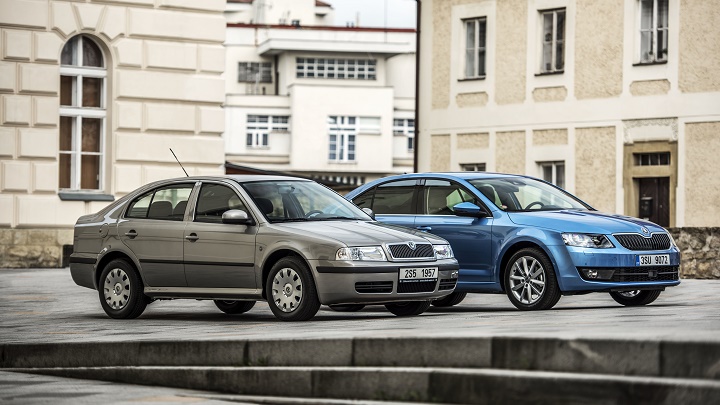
266 257 320 321
504 248 561 310
609 290 662 306
214 300 256 314
328 304 365 312
385 301 431 317
431 291 467 307
98 259 148 319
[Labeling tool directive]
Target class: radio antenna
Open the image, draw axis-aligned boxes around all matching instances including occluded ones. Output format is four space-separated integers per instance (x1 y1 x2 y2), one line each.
170 148 189 177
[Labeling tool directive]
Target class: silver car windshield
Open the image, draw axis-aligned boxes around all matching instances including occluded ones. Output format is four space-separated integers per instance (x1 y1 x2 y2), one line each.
242 180 371 223
468 177 591 212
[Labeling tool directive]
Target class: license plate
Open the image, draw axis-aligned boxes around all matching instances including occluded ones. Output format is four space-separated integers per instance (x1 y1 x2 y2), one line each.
636 254 670 266
399 267 437 282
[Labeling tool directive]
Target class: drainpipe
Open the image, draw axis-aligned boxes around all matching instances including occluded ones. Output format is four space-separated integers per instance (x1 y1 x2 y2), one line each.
413 0 421 173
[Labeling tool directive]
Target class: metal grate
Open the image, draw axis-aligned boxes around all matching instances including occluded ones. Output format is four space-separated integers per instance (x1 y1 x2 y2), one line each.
438 279 457 291
613 233 671 251
397 280 436 294
355 281 393 294
578 266 679 282
387 243 434 260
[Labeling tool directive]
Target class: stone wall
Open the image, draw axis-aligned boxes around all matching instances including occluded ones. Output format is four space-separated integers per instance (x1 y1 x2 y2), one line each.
0 228 73 268
669 228 720 279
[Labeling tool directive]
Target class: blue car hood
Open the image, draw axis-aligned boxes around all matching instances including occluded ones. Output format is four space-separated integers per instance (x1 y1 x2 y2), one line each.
506 210 666 234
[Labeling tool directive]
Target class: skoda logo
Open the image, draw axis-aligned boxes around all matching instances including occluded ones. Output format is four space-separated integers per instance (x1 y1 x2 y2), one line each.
407 241 416 250
641 227 650 235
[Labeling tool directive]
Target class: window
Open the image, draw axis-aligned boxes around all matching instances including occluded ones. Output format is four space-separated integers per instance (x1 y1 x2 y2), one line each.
359 117 381 134
540 9 565 73
195 183 248 224
393 119 415 151
246 115 289 148
328 116 356 162
464 17 487 79
460 163 486 172
238 62 272 83
296 57 377 80
424 180 480 216
539 161 565 189
638 0 668 63
634 152 670 166
126 184 194 221
370 180 418 215
59 36 106 191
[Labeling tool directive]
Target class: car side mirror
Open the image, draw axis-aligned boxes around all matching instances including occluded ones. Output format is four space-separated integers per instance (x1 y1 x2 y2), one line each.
222 209 255 225
453 202 490 218
362 207 375 220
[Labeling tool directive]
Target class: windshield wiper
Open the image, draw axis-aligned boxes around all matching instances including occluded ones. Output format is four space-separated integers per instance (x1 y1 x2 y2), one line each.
310 216 360 221
273 218 310 222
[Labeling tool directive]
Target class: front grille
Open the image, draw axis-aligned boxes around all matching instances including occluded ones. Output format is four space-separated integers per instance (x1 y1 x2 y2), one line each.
578 266 679 282
387 243 434 260
613 233 671 251
397 280 436 293
355 281 393 294
438 278 457 291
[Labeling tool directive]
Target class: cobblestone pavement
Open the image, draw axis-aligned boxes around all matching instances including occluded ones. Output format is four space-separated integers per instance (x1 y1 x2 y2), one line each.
1 268 719 344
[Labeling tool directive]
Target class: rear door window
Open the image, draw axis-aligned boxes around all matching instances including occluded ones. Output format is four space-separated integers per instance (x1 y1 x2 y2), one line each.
370 180 418 215
126 184 193 221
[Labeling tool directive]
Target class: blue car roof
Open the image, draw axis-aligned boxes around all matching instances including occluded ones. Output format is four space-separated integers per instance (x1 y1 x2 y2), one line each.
372 172 529 183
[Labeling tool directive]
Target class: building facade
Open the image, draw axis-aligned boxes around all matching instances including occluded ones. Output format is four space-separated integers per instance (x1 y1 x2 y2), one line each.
417 0 720 228
0 0 227 267
224 0 417 187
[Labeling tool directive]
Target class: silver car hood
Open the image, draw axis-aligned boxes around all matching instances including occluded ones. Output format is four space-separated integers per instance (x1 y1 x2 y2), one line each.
274 220 446 246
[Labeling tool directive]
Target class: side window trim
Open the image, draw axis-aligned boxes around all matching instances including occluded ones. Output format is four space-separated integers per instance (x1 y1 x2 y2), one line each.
123 182 195 220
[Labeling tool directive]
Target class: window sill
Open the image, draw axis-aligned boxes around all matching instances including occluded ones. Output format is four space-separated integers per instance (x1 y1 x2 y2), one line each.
59 192 115 202
458 76 486 82
633 60 668 67
247 146 271 150
328 161 357 165
535 71 564 77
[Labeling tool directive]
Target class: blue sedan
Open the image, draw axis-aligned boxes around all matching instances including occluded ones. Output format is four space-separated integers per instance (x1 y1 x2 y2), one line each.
345 172 680 310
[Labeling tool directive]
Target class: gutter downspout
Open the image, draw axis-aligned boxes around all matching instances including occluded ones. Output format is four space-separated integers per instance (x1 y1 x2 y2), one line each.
413 0 421 173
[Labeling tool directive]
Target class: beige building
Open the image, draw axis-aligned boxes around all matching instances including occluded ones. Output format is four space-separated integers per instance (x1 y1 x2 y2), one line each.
417 0 720 228
0 0 227 267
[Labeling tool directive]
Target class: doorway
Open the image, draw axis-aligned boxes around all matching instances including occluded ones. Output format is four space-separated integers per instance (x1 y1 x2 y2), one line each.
637 177 670 227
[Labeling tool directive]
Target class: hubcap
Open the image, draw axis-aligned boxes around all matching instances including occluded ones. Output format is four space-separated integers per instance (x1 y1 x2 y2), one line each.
508 256 546 305
272 268 303 313
618 290 640 298
104 268 130 310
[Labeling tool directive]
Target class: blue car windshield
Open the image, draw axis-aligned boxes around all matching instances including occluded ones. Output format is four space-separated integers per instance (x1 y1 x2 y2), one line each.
241 180 370 223
468 177 591 212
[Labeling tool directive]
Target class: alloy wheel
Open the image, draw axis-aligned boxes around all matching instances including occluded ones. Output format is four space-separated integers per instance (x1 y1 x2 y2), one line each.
508 256 546 305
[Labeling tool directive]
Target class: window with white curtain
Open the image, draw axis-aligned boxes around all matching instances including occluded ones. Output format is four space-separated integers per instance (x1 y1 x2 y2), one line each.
464 17 487 79
638 0 668 63
539 9 565 73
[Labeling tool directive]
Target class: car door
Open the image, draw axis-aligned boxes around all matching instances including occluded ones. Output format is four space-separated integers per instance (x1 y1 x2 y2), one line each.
117 183 194 287
183 181 258 289
352 179 419 229
415 179 496 288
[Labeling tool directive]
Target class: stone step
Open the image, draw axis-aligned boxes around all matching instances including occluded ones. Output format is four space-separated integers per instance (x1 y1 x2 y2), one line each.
7 366 720 405
2 336 719 380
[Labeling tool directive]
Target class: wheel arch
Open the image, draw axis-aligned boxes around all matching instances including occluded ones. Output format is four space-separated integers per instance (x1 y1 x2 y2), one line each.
94 250 141 290
260 248 312 300
497 240 559 293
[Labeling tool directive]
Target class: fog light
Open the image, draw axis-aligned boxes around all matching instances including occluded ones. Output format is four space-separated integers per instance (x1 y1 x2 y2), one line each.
451 270 459 279
581 268 615 280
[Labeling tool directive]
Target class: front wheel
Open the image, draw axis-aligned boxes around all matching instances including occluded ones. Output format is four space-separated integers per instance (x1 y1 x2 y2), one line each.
504 248 561 310
431 291 467 307
214 300 256 314
266 257 321 321
98 259 148 319
609 290 662 306
385 301 431 317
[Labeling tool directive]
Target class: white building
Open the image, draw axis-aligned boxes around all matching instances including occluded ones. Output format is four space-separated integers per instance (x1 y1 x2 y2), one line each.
223 0 417 186
0 0 227 267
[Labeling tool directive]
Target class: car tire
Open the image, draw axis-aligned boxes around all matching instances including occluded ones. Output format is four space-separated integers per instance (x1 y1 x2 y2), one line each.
328 304 366 312
385 301 431 317
503 248 561 311
214 300 256 314
266 256 321 321
98 259 148 319
609 290 662 306
431 291 467 307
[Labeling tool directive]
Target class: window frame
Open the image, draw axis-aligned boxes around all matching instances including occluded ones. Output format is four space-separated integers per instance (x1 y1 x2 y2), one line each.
636 0 669 65
393 118 415 152
238 61 272 83
538 161 566 189
460 163 486 172
193 182 252 224
124 183 195 221
296 57 377 80
538 8 566 74
420 178 488 216
463 17 487 80
59 35 107 192
328 116 357 162
246 114 289 149
355 179 421 216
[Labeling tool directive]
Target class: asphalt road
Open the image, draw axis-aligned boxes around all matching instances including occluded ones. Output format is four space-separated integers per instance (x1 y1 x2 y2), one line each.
1 268 719 344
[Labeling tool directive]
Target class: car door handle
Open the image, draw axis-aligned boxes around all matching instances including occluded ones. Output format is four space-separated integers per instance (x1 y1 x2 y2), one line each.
124 230 138 238
416 226 432 232
185 233 199 242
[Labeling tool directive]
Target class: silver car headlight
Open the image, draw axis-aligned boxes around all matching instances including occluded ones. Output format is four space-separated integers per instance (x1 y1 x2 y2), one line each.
561 233 614 249
336 246 387 261
433 244 454 259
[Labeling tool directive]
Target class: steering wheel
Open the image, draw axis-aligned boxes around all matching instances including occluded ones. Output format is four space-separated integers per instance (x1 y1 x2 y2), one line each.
304 210 324 218
524 201 545 210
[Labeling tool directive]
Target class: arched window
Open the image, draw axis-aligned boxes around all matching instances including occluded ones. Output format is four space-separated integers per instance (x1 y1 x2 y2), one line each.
59 36 106 191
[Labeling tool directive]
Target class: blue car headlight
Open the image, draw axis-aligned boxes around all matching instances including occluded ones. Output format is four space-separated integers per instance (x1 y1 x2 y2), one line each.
561 233 614 249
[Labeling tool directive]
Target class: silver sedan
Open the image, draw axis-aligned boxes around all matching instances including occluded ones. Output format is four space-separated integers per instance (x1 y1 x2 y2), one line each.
70 176 459 321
